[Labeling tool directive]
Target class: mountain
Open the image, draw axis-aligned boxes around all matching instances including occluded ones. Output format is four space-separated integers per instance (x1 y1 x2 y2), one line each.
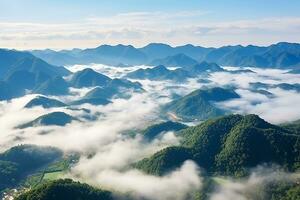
209 42 300 68
0 145 62 191
0 49 71 100
33 76 70 96
70 97 111 106
125 62 224 82
139 43 212 61
24 96 67 109
125 65 192 82
164 87 240 121
69 68 111 88
185 61 224 74
83 79 143 100
31 42 300 69
281 119 300 135
15 179 113 200
18 112 76 129
135 114 300 176
31 49 79 66
250 82 300 92
142 121 187 141
0 81 14 100
78 44 147 65
139 43 175 60
126 65 170 80
149 53 198 68
32 45 148 66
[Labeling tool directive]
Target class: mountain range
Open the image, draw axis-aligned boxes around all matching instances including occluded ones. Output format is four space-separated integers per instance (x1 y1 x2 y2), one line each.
31 42 300 69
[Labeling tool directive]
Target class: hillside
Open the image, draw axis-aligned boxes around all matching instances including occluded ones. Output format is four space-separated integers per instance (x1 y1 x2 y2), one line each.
142 121 187 141
24 96 67 109
0 145 62 191
135 114 300 176
69 68 111 88
125 65 192 82
164 87 240 121
149 53 198 68
17 112 77 129
126 62 224 82
15 179 113 200
0 49 70 100
31 42 300 69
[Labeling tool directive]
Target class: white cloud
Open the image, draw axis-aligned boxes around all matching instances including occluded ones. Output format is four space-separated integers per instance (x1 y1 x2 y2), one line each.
0 11 299 49
73 160 202 200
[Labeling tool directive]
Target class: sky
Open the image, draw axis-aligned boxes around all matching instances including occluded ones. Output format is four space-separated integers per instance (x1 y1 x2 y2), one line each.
0 0 300 49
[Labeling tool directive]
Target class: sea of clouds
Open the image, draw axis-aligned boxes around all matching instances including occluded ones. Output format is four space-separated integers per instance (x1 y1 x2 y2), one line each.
0 64 299 199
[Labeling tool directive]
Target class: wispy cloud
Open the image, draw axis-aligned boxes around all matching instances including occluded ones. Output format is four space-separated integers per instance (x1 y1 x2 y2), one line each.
0 10 299 49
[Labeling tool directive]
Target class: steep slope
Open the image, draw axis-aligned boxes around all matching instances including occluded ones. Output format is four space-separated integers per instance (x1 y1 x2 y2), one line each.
165 87 240 121
135 114 300 176
69 68 111 88
18 112 77 129
142 121 187 141
83 79 143 100
0 49 71 100
15 179 113 200
126 62 223 82
24 96 67 109
79 44 147 65
0 81 14 100
31 42 300 68
0 145 62 191
149 53 198 68
185 61 224 74
33 76 70 96
125 65 192 82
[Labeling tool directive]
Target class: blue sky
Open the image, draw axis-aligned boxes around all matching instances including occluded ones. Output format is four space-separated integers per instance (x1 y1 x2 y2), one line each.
0 0 300 49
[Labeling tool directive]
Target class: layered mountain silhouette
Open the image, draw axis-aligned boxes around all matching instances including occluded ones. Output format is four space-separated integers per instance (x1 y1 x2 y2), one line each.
149 53 198 68
125 62 224 82
32 42 300 68
16 179 113 200
69 68 111 88
0 49 70 100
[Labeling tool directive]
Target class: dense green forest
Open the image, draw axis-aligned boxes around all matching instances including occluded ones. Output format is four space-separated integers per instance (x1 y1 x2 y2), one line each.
15 179 113 200
135 114 300 176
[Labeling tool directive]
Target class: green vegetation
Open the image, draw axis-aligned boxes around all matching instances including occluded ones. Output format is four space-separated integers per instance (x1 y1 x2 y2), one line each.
135 114 300 176
164 87 240 121
16 179 113 200
142 121 187 141
0 145 62 191
17 112 77 129
281 119 300 135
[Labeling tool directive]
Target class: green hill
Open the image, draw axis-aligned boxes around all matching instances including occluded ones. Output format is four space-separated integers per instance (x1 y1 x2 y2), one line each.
142 121 187 141
0 145 62 191
17 112 77 129
164 87 240 121
15 179 113 200
135 114 300 176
